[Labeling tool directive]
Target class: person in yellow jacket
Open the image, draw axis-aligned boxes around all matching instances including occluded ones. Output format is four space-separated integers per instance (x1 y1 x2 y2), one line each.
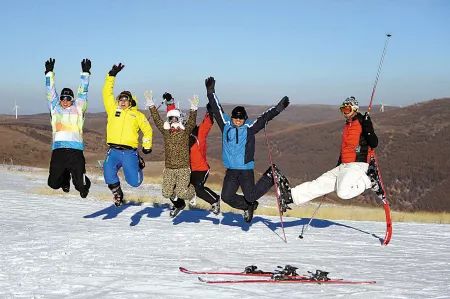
102 63 153 206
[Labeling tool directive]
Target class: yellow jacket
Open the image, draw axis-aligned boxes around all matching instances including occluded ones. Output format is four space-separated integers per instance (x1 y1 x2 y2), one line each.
102 75 153 149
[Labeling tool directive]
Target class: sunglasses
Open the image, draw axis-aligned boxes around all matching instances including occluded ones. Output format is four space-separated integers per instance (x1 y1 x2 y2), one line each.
232 115 246 120
339 105 353 114
60 95 74 102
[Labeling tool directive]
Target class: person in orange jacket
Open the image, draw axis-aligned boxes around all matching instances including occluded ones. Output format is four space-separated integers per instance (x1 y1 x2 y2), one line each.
189 103 220 214
286 96 379 208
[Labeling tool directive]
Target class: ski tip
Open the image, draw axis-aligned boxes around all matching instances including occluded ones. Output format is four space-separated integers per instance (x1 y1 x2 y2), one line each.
179 267 188 273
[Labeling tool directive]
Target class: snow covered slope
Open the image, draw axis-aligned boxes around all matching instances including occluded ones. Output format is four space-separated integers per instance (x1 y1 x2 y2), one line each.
1 167 449 298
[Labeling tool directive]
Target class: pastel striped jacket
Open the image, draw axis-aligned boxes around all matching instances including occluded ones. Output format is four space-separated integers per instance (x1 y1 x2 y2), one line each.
46 71 90 150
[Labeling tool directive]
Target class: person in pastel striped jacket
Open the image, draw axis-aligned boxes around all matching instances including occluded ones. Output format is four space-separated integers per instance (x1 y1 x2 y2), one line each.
45 58 91 198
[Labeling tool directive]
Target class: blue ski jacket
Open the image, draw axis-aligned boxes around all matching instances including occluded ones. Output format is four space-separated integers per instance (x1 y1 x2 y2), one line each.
207 93 280 170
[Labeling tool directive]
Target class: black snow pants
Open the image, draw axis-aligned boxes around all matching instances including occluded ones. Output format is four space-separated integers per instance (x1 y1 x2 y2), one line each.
221 168 273 210
48 148 90 197
190 170 219 205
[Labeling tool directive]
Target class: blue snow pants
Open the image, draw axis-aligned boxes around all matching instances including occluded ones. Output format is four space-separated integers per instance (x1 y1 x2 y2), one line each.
103 148 143 187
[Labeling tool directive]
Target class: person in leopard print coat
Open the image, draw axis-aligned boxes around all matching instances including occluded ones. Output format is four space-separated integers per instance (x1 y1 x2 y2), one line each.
146 91 198 217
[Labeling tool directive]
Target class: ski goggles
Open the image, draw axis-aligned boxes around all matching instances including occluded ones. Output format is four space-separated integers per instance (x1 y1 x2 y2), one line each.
118 95 131 102
339 104 354 114
60 95 74 102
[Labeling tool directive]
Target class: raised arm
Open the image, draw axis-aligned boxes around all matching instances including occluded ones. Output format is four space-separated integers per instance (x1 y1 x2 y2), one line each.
138 114 153 151
197 109 214 145
185 95 199 133
102 63 124 115
44 58 58 111
75 58 91 113
205 77 227 131
145 90 165 133
149 106 165 133
248 96 290 134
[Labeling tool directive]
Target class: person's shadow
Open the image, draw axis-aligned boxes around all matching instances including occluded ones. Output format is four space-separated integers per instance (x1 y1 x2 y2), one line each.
259 217 383 243
83 202 141 220
84 203 384 243
129 204 167 226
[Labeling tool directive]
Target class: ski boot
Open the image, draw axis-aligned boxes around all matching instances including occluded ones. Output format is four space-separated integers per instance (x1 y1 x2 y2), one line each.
62 184 70 193
170 197 186 218
61 173 71 193
79 176 91 199
367 158 385 200
109 183 124 207
210 201 220 215
271 164 293 213
244 201 258 223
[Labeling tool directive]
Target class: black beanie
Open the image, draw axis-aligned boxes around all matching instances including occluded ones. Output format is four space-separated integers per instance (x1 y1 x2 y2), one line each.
231 106 248 120
60 88 74 99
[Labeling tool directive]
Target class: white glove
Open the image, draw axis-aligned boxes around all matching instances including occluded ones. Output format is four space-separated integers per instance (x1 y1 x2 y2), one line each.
144 90 155 108
190 95 199 111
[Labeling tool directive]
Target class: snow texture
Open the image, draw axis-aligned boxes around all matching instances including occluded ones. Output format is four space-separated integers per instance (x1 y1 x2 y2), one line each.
1 166 450 298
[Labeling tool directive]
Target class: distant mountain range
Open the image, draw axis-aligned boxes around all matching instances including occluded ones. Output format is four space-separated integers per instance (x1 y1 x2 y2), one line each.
1 99 449 212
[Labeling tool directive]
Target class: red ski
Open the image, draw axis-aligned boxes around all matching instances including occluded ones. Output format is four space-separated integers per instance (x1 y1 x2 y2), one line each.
198 276 376 285
368 155 393 246
179 266 272 277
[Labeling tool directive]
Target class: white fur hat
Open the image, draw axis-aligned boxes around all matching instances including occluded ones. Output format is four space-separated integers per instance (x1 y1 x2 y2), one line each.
167 109 181 118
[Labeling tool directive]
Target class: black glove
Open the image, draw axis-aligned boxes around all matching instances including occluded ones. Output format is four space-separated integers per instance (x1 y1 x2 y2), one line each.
163 92 174 105
142 148 152 154
163 92 173 101
45 58 55 74
108 63 124 76
362 112 374 134
205 77 215 94
81 58 91 74
275 96 290 112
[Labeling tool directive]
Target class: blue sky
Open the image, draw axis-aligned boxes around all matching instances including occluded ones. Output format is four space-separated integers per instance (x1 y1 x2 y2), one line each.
1 0 449 114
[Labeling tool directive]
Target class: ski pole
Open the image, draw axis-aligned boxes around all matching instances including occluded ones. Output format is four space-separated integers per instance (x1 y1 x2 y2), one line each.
298 196 324 239
263 122 287 243
368 34 392 113
366 34 394 245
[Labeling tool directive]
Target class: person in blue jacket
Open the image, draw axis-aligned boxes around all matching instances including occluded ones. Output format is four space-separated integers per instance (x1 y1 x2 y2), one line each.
205 77 290 222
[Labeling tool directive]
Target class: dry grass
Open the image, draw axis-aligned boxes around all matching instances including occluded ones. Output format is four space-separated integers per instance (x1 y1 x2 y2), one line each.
29 170 450 224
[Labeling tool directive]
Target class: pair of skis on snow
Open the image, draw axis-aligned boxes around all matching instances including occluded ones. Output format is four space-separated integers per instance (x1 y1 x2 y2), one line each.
180 266 376 285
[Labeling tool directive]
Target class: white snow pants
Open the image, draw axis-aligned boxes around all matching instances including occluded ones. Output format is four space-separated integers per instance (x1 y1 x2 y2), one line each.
291 162 372 205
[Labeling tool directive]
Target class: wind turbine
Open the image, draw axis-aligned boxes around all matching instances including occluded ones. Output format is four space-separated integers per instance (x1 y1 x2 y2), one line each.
12 100 19 119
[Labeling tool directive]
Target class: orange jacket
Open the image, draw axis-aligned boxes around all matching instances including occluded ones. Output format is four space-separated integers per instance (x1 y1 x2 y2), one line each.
190 113 213 171
340 114 374 163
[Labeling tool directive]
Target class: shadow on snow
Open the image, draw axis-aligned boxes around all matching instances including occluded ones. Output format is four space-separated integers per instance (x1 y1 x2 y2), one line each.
83 203 382 242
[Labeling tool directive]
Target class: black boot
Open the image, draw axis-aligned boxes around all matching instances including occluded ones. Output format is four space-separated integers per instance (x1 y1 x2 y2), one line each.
62 184 70 193
169 197 186 218
62 173 71 193
244 201 258 223
109 183 124 207
210 200 221 215
80 176 91 199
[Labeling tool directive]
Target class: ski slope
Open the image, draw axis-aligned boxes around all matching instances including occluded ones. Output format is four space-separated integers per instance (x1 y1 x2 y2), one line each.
1 166 450 298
